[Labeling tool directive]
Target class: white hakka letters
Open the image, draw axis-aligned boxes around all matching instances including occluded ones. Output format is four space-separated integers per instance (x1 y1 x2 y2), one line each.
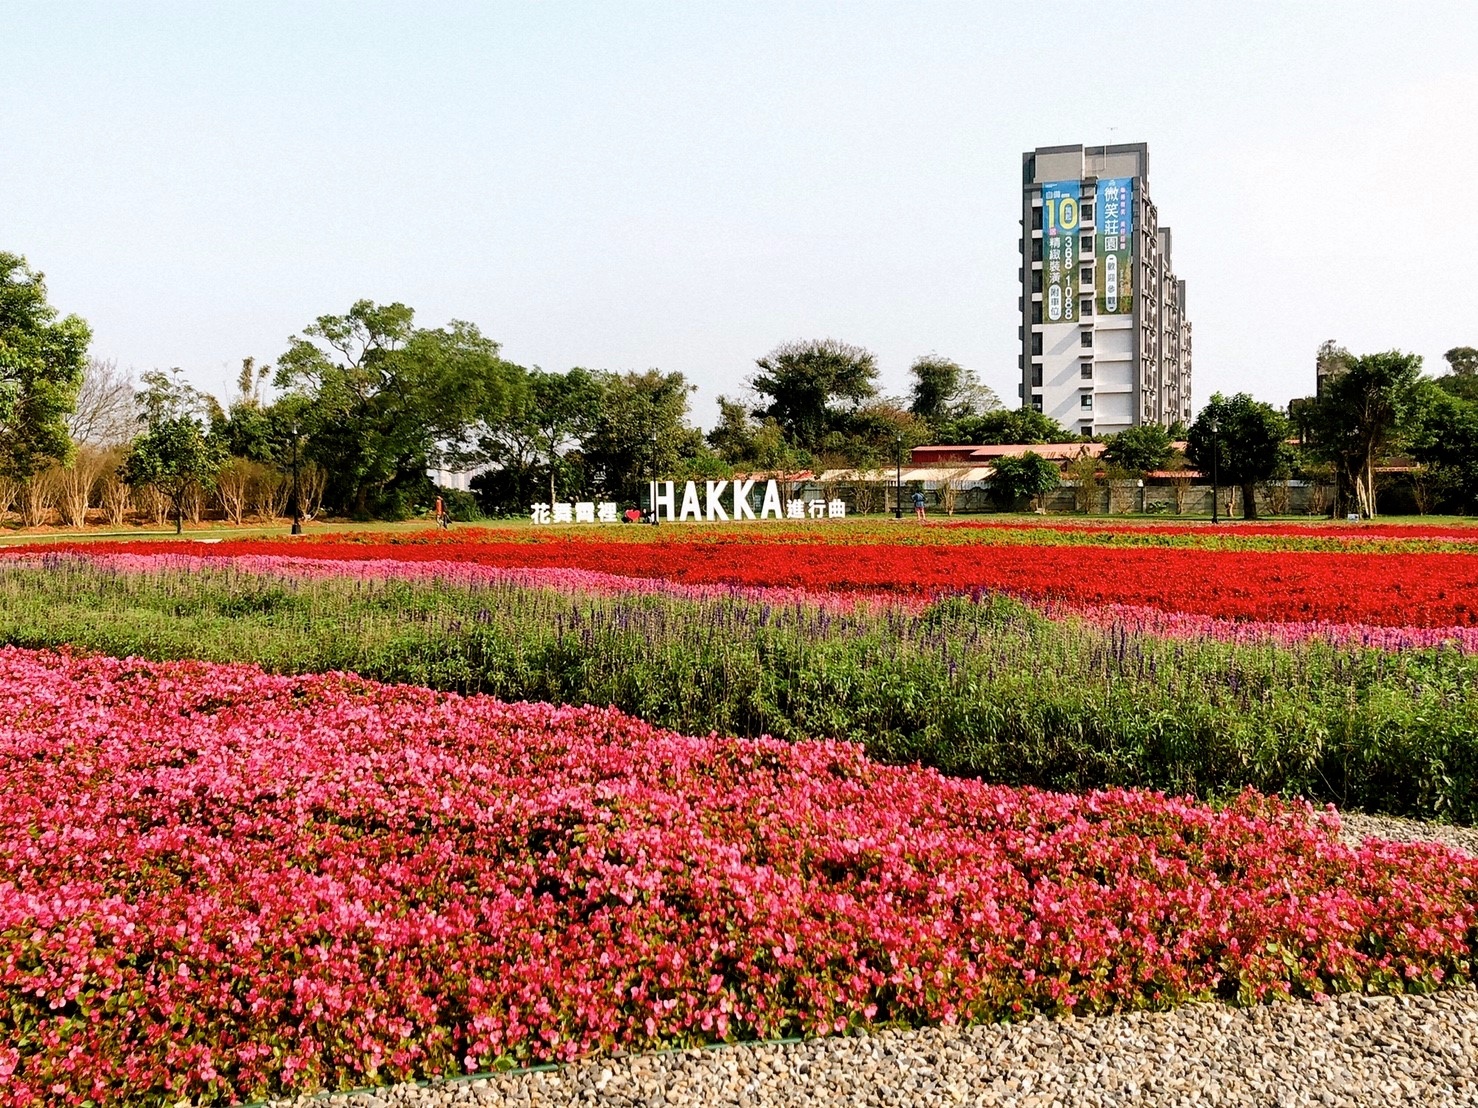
530 481 847 524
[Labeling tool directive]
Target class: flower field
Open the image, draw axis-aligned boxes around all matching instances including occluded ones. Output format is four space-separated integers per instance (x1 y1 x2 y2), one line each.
4 646 1477 1107
4 520 1478 1105
16 527 1478 627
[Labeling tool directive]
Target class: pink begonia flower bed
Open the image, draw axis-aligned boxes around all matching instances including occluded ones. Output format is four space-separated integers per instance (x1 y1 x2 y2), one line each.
2 647 1476 1106
15 550 1478 653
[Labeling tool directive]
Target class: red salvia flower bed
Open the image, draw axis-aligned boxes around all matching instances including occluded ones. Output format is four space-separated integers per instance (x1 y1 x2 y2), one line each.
18 537 1478 627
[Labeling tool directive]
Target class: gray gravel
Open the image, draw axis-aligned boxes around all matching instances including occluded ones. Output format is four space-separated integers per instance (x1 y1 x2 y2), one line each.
266 989 1478 1107
251 813 1478 1108
1339 813 1478 856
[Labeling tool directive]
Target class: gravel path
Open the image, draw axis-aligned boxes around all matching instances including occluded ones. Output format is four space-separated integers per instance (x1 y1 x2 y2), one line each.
1339 813 1478 856
269 989 1478 1107
252 814 1478 1108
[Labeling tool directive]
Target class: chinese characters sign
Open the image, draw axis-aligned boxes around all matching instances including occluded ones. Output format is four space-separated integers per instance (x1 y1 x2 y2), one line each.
1095 176 1134 315
1041 180 1080 324
528 480 848 524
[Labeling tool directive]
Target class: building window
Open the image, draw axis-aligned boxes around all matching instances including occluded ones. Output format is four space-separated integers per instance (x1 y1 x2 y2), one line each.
1031 240 1043 261
1031 270 1042 293
1032 334 1043 355
1017 382 1023 397
1080 362 1093 379
1031 366 1043 387
1080 298 1093 317
1031 395 1043 413
1031 207 1043 230
1080 394 1093 409
1080 331 1093 348
1080 266 1093 284
1080 202 1093 220
1031 302 1043 324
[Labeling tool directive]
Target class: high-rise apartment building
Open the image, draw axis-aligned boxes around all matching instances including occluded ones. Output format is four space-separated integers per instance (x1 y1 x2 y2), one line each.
1018 143 1192 436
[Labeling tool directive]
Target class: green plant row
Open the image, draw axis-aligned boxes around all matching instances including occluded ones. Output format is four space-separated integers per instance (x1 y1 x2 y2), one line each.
3 562 1476 821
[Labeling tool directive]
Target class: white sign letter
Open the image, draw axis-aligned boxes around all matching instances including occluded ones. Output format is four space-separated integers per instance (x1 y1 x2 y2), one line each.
706 480 729 521
760 479 783 519
651 481 675 521
679 480 703 521
731 478 756 520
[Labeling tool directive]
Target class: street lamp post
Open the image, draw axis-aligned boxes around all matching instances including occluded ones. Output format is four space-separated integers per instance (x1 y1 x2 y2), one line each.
894 433 903 519
290 419 303 535
1209 417 1220 525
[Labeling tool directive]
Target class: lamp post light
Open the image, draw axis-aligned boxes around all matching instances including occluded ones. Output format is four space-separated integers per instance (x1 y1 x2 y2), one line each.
1209 416 1220 525
289 419 303 535
894 433 904 519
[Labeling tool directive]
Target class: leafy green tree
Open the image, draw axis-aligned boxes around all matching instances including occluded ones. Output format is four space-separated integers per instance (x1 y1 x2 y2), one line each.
529 368 602 507
0 253 91 482
274 300 519 518
1103 423 1174 475
122 370 227 533
750 339 878 453
1304 351 1426 518
1186 393 1292 520
707 397 800 472
582 370 705 501
1436 373 1478 405
990 451 1059 511
939 406 1071 446
1445 346 1478 377
1408 383 1478 513
907 355 1000 426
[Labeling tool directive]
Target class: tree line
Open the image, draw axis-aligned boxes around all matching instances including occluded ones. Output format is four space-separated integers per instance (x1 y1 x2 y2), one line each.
4 250 1476 526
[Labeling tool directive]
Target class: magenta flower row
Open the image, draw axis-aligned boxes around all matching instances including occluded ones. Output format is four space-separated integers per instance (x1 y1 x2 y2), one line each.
1 646 1475 1105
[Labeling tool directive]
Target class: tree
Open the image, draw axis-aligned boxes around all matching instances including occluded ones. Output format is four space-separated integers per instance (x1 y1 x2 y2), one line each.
1436 372 1478 405
66 356 135 447
939 406 1071 446
707 397 798 472
1186 393 1292 520
1444 347 1478 377
750 339 878 453
990 451 1059 511
1408 384 1478 514
582 370 705 501
274 300 519 518
529 368 602 507
907 355 999 426
122 370 226 534
0 253 91 482
1102 423 1174 474
1304 351 1426 519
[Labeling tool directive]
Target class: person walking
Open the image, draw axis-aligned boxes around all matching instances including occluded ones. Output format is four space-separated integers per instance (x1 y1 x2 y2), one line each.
912 489 926 521
434 494 450 530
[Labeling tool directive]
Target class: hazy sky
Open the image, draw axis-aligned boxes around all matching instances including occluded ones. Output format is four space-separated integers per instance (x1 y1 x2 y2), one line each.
4 1 1475 428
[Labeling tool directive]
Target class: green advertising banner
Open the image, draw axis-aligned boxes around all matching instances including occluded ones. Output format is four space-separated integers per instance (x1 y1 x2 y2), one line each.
1095 176 1134 315
1041 180 1080 324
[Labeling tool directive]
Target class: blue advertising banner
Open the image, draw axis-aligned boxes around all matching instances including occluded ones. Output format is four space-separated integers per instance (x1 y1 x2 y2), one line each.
1041 180 1080 324
1095 176 1134 315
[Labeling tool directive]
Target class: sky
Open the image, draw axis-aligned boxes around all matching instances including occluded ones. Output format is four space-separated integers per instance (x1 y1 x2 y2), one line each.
3 1 1476 429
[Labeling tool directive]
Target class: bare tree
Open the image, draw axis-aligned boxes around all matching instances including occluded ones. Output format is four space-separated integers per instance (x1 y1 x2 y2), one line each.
67 357 137 447
215 458 255 525
134 483 169 527
97 451 131 526
55 447 111 527
936 467 971 515
19 473 57 527
0 476 17 520
252 468 289 520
